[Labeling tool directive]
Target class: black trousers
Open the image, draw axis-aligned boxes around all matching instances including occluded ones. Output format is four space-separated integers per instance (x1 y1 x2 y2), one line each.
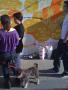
53 49 61 70
63 60 68 72
51 39 65 70
62 41 68 72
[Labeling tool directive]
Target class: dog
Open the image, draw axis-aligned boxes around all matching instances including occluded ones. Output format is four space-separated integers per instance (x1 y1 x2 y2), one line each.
16 63 40 88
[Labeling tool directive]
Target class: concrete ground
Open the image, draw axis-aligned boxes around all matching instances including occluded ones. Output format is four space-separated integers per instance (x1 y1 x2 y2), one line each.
0 60 68 90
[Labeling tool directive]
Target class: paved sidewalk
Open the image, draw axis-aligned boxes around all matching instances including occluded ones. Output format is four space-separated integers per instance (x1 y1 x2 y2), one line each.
0 60 68 90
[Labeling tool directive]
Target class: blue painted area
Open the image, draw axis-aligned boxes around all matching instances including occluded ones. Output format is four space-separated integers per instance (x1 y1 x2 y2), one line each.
19 0 26 3
46 0 52 7
19 0 26 10
23 13 33 21
39 0 52 10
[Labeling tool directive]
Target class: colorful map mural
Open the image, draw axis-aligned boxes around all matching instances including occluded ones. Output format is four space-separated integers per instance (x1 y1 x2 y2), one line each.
0 0 64 56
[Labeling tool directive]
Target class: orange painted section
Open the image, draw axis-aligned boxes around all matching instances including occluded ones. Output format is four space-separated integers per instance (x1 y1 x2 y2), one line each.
8 9 18 18
51 4 60 15
51 11 63 21
42 8 49 19
51 0 62 5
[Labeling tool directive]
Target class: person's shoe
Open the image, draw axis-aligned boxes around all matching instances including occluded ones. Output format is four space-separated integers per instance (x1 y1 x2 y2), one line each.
52 67 59 73
61 72 68 78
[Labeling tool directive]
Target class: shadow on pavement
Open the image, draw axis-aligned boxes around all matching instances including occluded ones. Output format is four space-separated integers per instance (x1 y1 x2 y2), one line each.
0 77 21 89
39 69 61 78
0 78 4 89
48 88 68 90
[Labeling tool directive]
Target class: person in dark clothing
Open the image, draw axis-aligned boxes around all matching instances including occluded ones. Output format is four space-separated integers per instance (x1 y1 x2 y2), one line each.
13 12 24 53
62 41 68 78
0 15 19 88
13 12 24 76
60 1 68 78
51 1 68 76
51 39 64 72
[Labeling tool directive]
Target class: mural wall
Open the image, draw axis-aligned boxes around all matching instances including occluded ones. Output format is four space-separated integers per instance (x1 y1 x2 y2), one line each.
0 0 64 58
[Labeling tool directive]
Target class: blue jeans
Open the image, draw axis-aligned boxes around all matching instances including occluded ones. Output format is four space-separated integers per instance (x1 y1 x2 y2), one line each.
15 53 21 70
0 52 16 79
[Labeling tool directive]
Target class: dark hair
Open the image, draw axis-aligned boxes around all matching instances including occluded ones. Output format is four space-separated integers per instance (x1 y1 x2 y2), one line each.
64 1 68 8
13 12 23 21
1 15 10 30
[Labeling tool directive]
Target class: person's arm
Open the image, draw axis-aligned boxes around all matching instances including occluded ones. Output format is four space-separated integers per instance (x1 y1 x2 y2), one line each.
19 25 24 39
15 30 19 46
14 24 24 40
60 15 68 41
58 15 68 47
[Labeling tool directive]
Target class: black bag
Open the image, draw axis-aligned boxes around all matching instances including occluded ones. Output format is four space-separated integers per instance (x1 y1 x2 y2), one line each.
16 39 23 53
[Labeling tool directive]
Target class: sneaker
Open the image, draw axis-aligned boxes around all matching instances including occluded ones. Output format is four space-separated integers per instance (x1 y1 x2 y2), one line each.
61 72 68 78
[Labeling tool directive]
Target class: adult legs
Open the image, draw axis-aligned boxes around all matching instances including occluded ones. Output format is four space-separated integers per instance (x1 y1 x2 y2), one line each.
62 51 68 77
2 61 9 79
61 41 68 77
52 49 61 72
53 60 60 72
63 60 68 73
2 60 11 88
52 39 64 72
1 52 16 88
61 59 68 78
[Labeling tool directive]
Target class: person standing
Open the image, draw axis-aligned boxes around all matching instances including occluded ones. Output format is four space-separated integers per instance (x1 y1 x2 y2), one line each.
51 1 68 73
0 15 19 88
13 12 24 76
60 1 68 77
